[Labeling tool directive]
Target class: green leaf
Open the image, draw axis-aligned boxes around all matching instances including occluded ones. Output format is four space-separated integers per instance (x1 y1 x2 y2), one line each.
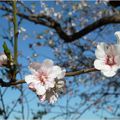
2 42 11 61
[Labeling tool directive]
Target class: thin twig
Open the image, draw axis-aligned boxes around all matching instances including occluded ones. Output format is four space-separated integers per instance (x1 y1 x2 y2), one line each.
0 89 7 119
0 67 99 87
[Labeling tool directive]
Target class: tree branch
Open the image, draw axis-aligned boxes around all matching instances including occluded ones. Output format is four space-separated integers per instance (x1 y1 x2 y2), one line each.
65 67 98 76
0 4 120 42
0 68 98 87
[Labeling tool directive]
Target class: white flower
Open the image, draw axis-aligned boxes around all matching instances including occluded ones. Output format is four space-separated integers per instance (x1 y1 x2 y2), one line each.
25 59 66 96
94 42 120 77
0 53 7 66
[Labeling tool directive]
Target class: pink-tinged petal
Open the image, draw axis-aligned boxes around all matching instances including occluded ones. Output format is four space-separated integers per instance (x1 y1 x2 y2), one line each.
106 45 119 58
114 45 120 56
28 83 36 91
57 69 66 79
25 75 37 84
48 73 57 79
114 55 120 66
42 59 54 68
45 81 55 89
103 64 113 71
40 66 52 75
94 59 105 70
39 59 54 74
35 85 46 95
97 42 106 51
48 66 66 79
52 65 61 71
48 67 60 79
95 43 106 59
38 94 46 102
95 49 106 59
29 62 41 73
97 42 106 50
101 70 116 77
51 66 62 78
111 65 119 72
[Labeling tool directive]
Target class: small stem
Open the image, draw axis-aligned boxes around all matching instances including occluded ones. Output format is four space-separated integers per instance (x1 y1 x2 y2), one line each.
65 67 98 76
13 0 18 64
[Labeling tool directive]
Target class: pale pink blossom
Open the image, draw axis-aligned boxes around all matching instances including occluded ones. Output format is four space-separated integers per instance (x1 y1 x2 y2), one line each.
0 53 7 66
94 42 120 77
25 59 66 97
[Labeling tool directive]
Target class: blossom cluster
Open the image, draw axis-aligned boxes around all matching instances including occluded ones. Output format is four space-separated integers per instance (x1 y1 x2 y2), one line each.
94 31 120 77
25 59 66 104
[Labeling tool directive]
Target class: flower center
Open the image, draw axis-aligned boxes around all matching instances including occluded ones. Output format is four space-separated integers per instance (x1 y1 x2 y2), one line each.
37 72 48 84
105 55 116 66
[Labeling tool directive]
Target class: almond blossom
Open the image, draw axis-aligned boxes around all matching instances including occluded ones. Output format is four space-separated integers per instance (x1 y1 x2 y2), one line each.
94 42 120 77
0 53 7 66
25 59 66 103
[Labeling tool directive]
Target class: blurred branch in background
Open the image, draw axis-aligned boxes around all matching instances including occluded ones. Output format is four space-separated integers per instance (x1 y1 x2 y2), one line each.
0 2 120 43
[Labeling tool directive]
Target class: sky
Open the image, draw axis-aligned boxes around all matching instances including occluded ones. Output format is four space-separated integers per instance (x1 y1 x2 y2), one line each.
0 1 120 120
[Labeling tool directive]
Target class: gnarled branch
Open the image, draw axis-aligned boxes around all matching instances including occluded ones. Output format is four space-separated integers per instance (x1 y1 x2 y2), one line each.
0 4 120 42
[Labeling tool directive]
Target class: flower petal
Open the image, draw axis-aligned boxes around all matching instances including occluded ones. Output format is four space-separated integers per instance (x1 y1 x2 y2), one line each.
49 66 65 79
111 65 119 72
45 80 55 89
28 83 36 91
101 70 116 77
114 55 120 66
38 94 46 102
39 59 54 74
95 43 106 59
0 53 7 61
36 85 46 95
42 59 54 68
114 45 120 56
25 75 37 84
57 69 66 79
94 59 105 70
29 62 41 73
0 53 7 66
95 49 106 59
